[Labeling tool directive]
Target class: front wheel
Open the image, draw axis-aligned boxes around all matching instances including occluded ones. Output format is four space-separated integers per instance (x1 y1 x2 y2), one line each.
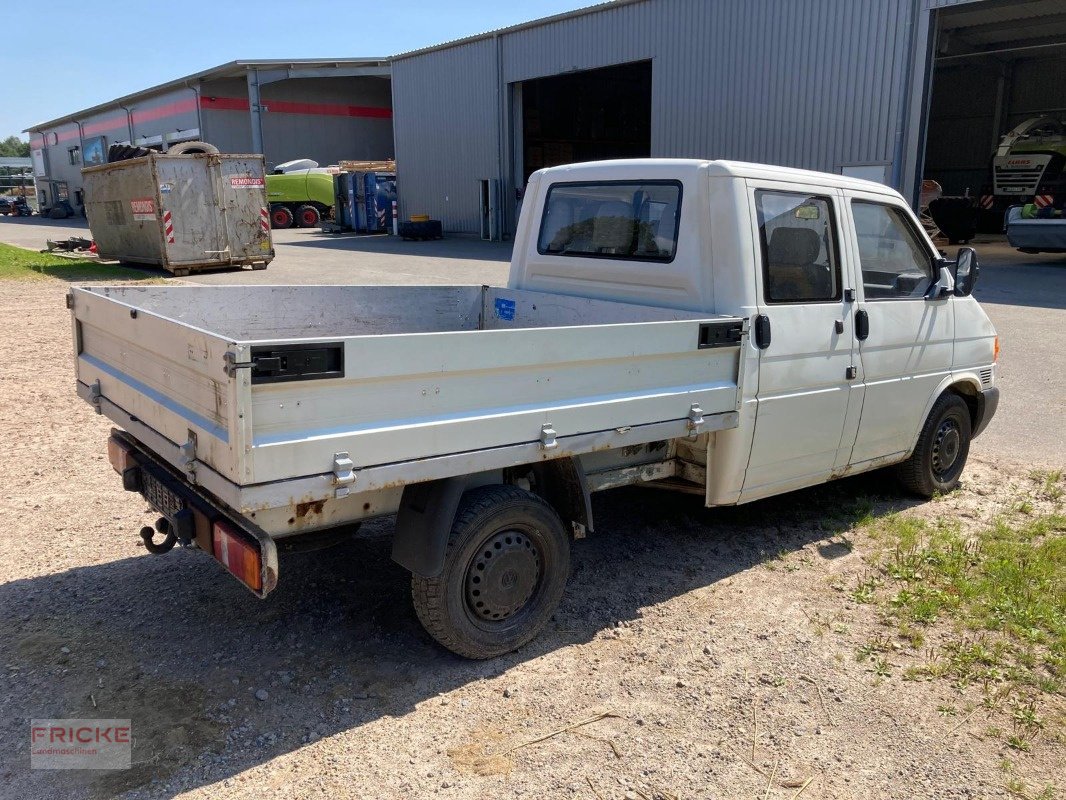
411 485 570 659
896 393 972 498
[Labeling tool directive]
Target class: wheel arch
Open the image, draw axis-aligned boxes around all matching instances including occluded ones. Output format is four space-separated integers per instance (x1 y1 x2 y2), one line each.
391 457 592 579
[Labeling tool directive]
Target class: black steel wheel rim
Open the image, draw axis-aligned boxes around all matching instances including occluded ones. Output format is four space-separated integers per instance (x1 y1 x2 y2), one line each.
464 527 543 626
931 417 962 477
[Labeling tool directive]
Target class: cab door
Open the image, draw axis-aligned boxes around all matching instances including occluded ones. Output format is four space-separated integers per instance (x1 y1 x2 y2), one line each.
740 184 863 501
842 191 954 466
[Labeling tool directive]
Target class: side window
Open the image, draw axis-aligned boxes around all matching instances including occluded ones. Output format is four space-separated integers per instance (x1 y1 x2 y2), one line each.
851 201 933 299
537 181 681 262
756 190 841 303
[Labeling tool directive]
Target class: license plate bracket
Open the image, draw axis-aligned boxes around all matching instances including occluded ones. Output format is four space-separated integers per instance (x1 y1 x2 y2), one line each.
141 470 185 519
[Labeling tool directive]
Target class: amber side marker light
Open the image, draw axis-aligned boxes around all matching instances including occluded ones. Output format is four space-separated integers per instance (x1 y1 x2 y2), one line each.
107 435 135 474
993 336 1000 362
212 520 263 592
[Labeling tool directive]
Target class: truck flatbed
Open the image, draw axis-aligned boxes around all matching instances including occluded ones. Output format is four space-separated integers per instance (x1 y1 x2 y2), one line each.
72 284 743 537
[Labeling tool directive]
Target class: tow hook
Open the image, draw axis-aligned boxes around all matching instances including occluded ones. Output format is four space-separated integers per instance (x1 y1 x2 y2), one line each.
140 517 177 554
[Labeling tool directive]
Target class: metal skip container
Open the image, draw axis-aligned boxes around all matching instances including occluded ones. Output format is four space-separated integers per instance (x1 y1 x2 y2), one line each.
82 153 273 275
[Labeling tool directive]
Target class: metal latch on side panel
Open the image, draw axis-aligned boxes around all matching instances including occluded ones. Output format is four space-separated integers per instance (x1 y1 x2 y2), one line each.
332 452 356 498
697 320 744 349
89 379 102 414
223 351 249 377
180 431 198 484
540 423 558 450
687 403 705 438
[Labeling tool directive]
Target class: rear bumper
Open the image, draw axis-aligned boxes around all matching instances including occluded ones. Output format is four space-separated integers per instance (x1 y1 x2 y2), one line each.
973 387 1000 438
110 430 278 597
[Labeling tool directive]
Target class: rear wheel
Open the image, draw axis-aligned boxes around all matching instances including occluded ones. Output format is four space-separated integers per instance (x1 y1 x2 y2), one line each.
270 205 294 229
296 204 321 228
896 392 972 498
411 485 570 659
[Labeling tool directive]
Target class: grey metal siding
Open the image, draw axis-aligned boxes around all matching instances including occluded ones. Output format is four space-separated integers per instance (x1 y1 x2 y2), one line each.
31 76 393 204
31 86 201 206
924 0 984 8
393 0 926 234
392 38 501 233
260 77 393 170
201 76 393 170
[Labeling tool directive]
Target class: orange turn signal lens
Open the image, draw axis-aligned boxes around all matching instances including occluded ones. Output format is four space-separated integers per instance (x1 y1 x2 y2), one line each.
107 436 135 475
993 336 1000 363
212 521 263 592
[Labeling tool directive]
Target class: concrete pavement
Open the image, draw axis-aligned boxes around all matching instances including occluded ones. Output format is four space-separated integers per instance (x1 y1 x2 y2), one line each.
1 215 1063 466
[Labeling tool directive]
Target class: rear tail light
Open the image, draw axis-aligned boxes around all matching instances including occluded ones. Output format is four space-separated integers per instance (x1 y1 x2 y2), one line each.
212 520 263 592
107 436 135 474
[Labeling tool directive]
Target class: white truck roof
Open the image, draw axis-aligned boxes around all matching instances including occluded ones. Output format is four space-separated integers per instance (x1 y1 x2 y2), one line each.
533 158 899 198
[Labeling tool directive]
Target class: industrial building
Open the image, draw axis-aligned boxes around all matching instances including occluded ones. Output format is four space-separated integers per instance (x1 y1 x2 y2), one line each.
391 0 1066 237
24 0 1066 235
26 59 391 216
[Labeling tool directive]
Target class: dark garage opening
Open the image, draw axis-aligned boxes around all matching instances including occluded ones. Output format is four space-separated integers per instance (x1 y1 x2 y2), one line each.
520 60 652 183
922 0 1066 236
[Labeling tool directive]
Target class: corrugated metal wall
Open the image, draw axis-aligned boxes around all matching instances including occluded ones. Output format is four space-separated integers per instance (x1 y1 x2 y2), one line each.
31 76 393 206
924 0 983 8
392 0 929 235
392 38 501 232
201 76 393 170
30 86 201 206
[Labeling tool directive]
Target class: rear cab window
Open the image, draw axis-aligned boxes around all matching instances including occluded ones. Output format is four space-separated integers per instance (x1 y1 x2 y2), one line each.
537 181 682 262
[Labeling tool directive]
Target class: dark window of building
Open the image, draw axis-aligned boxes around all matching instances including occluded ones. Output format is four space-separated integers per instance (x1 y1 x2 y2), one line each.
521 60 652 182
68 146 80 165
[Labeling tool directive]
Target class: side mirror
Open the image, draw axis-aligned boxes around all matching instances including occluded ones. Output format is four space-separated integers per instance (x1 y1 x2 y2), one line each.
953 247 979 296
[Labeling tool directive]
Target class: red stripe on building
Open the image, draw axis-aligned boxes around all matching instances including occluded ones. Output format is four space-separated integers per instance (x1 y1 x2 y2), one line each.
36 94 390 149
200 96 392 118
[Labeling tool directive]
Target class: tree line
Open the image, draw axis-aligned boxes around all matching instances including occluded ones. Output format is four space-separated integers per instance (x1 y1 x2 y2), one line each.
0 136 31 158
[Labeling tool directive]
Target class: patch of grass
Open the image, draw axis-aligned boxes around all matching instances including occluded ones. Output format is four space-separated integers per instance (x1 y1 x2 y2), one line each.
1029 470 1065 503
854 508 1066 748
0 242 158 281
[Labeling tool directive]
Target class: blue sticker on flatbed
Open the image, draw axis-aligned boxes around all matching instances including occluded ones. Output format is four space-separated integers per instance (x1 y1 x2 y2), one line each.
494 298 516 321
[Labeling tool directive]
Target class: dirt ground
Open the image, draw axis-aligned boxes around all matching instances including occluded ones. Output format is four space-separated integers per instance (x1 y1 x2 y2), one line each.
0 275 1062 800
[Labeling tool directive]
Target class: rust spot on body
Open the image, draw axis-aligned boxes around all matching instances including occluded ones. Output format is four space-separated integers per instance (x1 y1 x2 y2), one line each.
295 499 326 519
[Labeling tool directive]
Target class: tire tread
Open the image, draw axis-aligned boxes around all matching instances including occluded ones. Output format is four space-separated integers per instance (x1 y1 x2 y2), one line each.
895 392 971 498
411 485 565 659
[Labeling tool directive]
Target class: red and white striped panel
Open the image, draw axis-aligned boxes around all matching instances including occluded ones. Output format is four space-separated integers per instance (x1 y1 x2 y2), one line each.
163 210 175 244
260 207 270 234
1034 194 1054 208
978 195 993 209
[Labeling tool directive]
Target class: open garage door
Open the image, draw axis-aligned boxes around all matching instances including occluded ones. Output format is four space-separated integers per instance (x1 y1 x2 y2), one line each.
923 0 1066 237
518 60 652 183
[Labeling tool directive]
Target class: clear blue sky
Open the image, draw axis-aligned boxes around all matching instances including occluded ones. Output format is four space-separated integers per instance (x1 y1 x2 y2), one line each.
3 0 594 141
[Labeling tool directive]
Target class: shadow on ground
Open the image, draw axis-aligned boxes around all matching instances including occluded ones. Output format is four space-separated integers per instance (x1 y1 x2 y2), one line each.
22 262 166 282
0 470 921 799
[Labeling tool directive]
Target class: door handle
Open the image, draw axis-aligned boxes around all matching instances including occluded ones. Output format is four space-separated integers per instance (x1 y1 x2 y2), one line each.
855 309 870 341
754 314 771 349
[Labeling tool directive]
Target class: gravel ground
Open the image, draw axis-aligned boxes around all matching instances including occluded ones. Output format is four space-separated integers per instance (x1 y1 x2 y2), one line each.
0 276 1062 800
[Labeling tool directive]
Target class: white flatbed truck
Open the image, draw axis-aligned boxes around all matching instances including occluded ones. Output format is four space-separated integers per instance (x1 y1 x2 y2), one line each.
72 159 999 658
